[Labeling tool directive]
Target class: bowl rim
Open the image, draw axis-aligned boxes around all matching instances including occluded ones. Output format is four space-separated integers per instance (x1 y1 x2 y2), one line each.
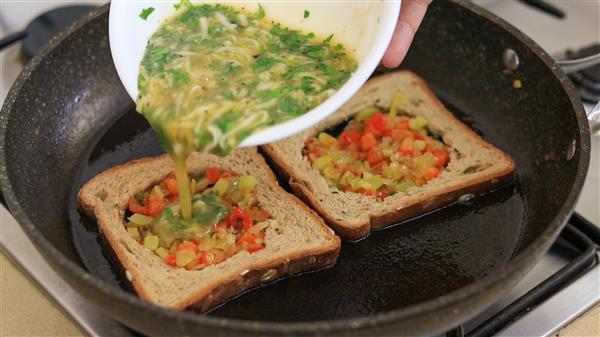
107 0 402 147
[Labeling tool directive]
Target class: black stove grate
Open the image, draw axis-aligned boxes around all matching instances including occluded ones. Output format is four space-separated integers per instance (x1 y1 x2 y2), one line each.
566 44 600 103
447 213 600 337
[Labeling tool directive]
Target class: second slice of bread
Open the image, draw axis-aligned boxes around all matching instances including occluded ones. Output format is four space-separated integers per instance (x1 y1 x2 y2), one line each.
78 148 340 310
261 71 515 240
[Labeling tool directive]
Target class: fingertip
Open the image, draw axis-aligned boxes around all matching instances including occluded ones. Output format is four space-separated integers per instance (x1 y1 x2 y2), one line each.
381 50 404 68
382 21 413 68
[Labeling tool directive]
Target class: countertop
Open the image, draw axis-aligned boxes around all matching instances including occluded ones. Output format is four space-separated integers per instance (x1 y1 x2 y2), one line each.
2 248 599 336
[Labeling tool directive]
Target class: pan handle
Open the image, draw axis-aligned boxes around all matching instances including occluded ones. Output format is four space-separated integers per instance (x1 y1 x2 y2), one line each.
553 54 600 135
555 53 600 74
589 101 600 136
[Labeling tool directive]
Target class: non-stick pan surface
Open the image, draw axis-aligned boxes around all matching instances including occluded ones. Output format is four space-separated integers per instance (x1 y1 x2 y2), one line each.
0 1 590 336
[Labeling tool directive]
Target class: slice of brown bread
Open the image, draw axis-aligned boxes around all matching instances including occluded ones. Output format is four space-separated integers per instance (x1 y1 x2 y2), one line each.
78 147 340 311
261 71 515 241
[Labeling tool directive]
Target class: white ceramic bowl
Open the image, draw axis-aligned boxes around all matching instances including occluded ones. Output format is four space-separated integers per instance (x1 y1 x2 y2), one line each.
109 1 401 147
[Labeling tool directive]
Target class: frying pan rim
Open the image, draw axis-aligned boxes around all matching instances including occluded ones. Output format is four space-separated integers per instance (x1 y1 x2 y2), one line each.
0 1 591 334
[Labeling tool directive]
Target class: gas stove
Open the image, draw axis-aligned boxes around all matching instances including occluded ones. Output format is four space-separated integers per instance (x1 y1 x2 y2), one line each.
1 1 599 337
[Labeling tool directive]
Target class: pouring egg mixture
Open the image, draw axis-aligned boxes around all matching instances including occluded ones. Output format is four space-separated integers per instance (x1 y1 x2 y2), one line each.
133 2 356 268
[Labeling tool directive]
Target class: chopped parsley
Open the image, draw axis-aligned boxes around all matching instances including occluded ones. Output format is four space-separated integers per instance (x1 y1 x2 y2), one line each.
222 90 235 101
300 76 316 94
167 69 191 87
280 96 304 116
216 114 236 132
253 55 277 72
138 3 357 157
141 45 176 75
174 0 190 10
139 7 155 20
162 209 187 232
258 87 285 100
304 10 310 19
257 4 265 19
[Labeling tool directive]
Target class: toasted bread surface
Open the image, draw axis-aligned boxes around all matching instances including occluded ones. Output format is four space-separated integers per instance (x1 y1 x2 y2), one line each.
261 71 515 240
78 148 340 310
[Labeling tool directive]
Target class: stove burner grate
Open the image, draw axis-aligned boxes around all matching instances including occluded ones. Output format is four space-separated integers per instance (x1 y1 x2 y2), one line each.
446 213 600 337
566 44 600 103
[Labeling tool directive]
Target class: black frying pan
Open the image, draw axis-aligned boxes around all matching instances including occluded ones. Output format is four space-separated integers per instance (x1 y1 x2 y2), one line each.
0 1 590 336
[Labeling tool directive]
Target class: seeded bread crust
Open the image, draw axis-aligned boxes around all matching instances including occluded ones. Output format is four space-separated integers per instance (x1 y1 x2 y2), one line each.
78 148 340 310
261 71 515 241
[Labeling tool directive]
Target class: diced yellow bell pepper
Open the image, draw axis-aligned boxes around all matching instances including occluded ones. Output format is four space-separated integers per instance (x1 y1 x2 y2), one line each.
238 175 257 191
355 106 379 120
212 178 230 196
362 172 384 190
389 91 406 116
143 235 160 251
175 249 196 267
127 227 141 241
409 116 428 130
155 247 170 259
318 132 337 146
128 213 154 226
414 140 427 152
313 155 332 170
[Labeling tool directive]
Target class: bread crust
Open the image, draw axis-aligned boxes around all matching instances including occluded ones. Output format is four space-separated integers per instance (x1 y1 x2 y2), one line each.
261 71 515 241
188 246 339 311
78 148 340 310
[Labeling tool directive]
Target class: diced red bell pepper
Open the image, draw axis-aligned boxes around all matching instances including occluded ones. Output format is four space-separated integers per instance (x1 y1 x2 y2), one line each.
391 129 413 142
358 188 376 196
199 251 215 265
305 140 322 161
399 137 414 156
246 207 270 221
366 113 388 136
128 197 148 215
238 232 264 253
342 165 361 176
376 188 390 200
339 130 362 146
247 243 265 253
212 251 226 264
360 132 377 151
164 254 176 266
397 120 410 130
220 172 234 179
414 133 425 141
366 146 385 165
162 176 179 196
423 166 441 180
238 232 256 245
371 162 387 174
432 149 450 167
206 167 221 184
227 207 253 230
345 143 360 154
146 195 166 217
307 150 321 162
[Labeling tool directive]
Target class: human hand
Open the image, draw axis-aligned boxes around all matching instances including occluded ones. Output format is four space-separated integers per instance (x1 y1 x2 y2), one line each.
381 0 432 68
